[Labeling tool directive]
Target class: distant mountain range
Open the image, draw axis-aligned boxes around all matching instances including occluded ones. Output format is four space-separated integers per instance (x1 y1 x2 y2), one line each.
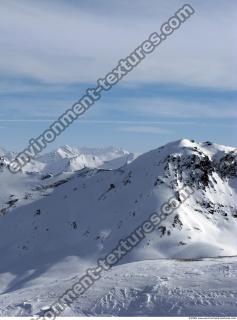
0 145 137 175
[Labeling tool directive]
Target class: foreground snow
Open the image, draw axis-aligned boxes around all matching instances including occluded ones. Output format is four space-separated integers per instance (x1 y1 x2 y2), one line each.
0 257 236 316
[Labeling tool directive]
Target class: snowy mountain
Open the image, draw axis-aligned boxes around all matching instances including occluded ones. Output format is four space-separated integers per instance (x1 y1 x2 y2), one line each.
24 145 136 175
0 145 136 206
0 147 15 164
0 139 237 316
0 145 136 175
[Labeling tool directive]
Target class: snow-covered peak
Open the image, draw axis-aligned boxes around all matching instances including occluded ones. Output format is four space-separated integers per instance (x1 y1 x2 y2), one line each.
0 147 7 156
0 147 15 164
133 138 236 166
56 145 81 158
36 145 79 163
26 145 136 175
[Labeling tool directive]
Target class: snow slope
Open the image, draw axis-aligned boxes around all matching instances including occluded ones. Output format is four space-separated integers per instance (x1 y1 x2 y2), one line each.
0 139 237 316
0 257 237 316
0 145 136 212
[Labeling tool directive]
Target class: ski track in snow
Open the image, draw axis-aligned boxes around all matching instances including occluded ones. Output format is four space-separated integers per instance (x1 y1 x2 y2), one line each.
0 258 237 316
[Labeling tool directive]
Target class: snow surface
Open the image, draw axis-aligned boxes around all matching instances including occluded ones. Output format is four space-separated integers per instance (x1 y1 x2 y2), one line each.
0 257 237 316
0 139 237 316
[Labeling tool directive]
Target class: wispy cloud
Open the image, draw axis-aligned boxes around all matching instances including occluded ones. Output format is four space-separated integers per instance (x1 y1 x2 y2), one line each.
0 0 236 151
117 125 171 134
109 97 237 119
0 91 236 121
0 0 236 90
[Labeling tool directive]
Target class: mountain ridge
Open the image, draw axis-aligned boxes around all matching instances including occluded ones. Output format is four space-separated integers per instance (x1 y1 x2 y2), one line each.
0 138 236 266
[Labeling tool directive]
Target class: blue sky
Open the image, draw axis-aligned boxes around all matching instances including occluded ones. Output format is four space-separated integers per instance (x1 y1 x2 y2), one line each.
0 0 236 153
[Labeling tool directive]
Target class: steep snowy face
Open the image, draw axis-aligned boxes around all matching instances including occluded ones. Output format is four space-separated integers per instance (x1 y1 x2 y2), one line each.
152 139 237 190
36 145 81 163
124 139 237 258
0 139 237 280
